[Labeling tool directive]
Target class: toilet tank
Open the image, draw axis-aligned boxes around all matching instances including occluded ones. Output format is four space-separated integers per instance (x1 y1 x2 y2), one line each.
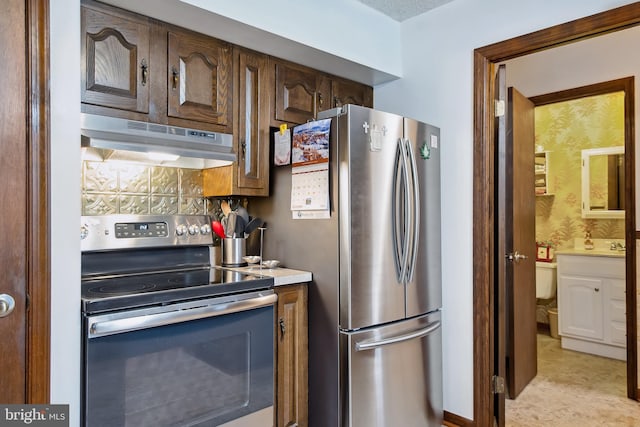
536 261 557 299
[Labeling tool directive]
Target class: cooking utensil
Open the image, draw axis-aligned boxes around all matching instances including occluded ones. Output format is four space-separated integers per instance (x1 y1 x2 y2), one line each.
226 212 237 238
234 215 246 238
236 206 250 224
220 200 232 217
211 220 225 239
243 217 264 236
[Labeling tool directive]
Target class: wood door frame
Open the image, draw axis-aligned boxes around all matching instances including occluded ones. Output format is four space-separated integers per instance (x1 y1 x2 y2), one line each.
26 0 50 403
473 4 640 426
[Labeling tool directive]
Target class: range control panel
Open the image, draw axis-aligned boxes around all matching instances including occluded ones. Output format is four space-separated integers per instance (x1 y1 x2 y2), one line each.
114 221 169 239
81 215 213 252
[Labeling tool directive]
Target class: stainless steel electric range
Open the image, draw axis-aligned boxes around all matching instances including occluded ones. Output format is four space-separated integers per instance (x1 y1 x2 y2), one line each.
80 214 276 427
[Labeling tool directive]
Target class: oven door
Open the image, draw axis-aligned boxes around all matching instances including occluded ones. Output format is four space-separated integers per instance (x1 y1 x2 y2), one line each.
82 292 277 427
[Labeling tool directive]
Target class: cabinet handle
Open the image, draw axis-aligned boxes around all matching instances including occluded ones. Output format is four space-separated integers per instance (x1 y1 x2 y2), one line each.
279 317 285 337
171 66 178 90
241 139 246 160
333 95 341 108
594 288 600 292
140 59 148 86
318 92 323 108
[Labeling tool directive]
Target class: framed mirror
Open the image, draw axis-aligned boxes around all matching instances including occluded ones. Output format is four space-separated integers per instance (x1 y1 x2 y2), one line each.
581 146 624 219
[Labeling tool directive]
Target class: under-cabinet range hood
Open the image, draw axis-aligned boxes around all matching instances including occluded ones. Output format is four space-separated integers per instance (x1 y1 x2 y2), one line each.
80 113 236 165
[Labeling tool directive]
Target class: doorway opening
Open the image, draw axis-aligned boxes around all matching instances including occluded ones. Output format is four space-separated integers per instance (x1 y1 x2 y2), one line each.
505 79 633 422
473 4 640 426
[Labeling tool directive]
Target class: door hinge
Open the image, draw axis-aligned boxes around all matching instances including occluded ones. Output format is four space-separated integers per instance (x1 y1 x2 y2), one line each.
495 100 505 117
492 375 505 394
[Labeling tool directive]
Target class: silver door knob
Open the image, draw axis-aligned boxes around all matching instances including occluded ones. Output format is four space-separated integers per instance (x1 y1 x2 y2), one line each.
0 294 16 318
507 251 528 263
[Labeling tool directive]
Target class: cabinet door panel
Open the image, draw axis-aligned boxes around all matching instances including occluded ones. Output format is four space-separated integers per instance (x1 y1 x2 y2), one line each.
560 275 604 340
275 63 318 124
167 31 231 128
81 6 150 113
275 285 308 427
237 50 269 192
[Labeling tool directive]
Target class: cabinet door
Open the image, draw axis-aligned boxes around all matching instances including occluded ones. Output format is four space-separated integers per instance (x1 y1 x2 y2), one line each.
81 5 150 113
275 285 308 427
274 61 329 124
331 78 373 109
559 275 604 340
237 50 270 192
167 30 232 129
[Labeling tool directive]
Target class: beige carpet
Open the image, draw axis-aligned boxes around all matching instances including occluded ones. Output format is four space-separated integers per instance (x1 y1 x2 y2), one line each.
505 333 640 426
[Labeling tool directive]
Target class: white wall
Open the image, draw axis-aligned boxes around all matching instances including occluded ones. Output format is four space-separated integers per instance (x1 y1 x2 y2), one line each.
50 1 81 425
373 0 637 419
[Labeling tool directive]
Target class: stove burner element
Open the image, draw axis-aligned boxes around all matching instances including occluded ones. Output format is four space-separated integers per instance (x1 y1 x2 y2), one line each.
91 282 158 296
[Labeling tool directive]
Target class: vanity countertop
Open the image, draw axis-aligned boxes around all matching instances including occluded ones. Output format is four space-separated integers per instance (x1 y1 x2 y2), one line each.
555 248 625 258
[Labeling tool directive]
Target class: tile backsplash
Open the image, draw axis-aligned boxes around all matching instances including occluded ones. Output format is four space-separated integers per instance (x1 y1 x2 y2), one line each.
82 161 211 215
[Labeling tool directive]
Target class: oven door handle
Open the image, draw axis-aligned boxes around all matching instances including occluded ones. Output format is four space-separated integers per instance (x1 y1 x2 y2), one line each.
88 293 278 338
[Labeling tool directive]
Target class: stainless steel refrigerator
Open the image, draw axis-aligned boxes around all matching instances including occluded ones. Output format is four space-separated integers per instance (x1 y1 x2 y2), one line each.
251 104 442 426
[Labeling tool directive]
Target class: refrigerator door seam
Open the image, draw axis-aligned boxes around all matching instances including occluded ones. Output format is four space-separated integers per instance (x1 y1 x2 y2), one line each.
354 320 441 351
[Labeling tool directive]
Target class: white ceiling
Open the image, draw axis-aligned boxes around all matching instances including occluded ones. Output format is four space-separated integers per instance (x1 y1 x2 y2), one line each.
355 0 454 21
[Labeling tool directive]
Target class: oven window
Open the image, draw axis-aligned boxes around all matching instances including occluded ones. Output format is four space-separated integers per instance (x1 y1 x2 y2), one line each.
83 306 274 427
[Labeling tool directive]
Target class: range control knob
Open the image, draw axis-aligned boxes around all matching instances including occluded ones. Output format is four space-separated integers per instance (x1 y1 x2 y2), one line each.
175 225 187 236
200 224 211 235
188 224 199 235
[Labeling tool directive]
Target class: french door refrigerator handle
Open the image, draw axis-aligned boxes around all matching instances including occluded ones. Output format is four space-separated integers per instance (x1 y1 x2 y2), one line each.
405 139 420 283
392 139 408 282
399 138 411 283
355 320 441 351
88 293 278 338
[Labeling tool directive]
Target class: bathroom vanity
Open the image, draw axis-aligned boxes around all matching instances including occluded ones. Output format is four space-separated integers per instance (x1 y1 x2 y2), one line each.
556 248 626 360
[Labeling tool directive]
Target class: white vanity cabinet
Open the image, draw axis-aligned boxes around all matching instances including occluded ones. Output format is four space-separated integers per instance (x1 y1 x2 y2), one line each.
556 252 626 360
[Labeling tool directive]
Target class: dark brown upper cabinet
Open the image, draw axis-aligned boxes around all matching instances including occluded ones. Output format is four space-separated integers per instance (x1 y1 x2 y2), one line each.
81 1 232 133
272 59 373 126
273 60 331 126
81 3 150 114
167 29 232 129
203 48 270 197
331 77 374 109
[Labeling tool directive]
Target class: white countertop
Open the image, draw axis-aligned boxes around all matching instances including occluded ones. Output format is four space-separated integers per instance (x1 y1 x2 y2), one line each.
222 265 312 286
555 248 625 258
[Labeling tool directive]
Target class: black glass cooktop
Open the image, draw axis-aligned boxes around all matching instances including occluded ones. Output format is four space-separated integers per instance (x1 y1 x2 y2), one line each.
81 267 273 314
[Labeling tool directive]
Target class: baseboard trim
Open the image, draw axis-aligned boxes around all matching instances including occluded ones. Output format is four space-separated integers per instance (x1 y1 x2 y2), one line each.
443 410 474 427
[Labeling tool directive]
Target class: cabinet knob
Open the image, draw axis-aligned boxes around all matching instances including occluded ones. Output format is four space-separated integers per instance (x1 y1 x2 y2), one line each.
279 317 286 336
594 288 600 292
171 66 179 90
140 59 148 86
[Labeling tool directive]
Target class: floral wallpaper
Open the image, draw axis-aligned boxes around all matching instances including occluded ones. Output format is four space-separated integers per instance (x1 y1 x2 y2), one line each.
535 91 625 250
